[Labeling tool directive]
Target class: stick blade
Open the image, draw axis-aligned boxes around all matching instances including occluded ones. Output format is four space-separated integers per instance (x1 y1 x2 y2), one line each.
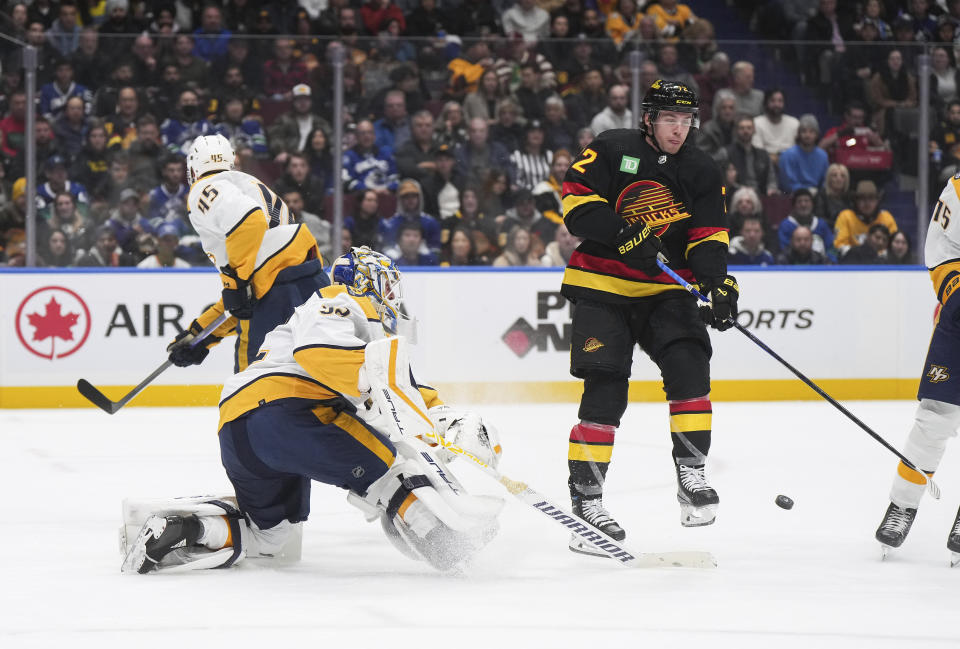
76 379 119 414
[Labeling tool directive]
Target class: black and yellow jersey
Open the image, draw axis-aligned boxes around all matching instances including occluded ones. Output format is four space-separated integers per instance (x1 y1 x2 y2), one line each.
561 128 728 303
217 285 441 429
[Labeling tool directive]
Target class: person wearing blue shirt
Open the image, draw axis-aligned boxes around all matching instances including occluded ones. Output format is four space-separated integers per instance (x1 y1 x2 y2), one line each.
161 90 215 156
777 188 835 259
148 156 189 227
728 215 776 265
192 5 232 62
39 59 91 120
342 120 399 193
778 114 829 193
379 179 441 255
373 90 412 153
214 98 268 158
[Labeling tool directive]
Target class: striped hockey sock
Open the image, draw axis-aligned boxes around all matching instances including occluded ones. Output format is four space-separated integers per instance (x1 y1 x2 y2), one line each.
568 421 616 497
669 397 712 466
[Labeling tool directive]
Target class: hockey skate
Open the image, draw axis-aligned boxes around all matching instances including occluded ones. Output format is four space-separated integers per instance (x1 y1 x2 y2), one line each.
122 514 203 574
948 505 960 568
875 502 917 559
568 494 627 557
676 464 718 527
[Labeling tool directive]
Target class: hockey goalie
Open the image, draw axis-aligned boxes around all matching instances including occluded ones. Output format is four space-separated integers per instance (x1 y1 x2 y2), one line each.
121 247 503 574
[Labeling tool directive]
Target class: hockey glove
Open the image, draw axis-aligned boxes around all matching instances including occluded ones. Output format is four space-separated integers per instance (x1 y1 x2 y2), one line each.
614 220 665 276
699 275 739 331
220 265 256 320
167 320 219 367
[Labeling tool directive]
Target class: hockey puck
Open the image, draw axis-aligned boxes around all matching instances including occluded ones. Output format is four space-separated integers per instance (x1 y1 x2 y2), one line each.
775 495 794 510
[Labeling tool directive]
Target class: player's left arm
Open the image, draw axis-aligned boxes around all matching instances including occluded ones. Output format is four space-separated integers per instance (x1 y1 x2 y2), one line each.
685 157 738 331
216 192 269 319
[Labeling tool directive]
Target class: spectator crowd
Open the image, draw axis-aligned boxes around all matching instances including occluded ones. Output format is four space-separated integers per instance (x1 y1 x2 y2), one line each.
0 0 943 270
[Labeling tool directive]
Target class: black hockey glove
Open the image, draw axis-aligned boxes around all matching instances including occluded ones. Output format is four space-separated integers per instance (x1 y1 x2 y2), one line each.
166 320 218 367
614 220 665 276
220 266 256 320
699 275 739 331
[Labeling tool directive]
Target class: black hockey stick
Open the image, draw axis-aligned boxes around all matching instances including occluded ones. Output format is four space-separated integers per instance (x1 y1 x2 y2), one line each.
656 258 941 499
77 313 231 414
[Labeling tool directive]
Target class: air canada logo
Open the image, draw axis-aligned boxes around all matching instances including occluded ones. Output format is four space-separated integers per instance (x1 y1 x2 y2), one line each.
15 286 91 360
616 179 691 234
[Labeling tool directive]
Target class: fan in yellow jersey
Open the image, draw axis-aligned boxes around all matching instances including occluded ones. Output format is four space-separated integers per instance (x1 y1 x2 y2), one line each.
166 134 329 374
874 175 960 563
122 247 503 574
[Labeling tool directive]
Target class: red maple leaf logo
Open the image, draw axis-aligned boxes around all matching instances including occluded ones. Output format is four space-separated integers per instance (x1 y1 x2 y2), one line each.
27 297 79 343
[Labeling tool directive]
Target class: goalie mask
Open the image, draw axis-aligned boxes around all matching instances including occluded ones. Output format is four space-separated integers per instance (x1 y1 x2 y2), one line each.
332 246 405 334
187 134 235 184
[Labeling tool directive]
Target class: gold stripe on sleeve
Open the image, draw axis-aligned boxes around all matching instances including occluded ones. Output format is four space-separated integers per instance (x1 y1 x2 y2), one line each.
293 345 366 397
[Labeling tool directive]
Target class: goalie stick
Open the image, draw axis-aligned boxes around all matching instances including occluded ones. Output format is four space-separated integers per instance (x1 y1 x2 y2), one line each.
77 313 231 414
366 337 717 569
656 257 942 500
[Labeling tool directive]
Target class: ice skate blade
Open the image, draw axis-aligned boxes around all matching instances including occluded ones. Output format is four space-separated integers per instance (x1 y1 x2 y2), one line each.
680 503 717 527
950 552 960 568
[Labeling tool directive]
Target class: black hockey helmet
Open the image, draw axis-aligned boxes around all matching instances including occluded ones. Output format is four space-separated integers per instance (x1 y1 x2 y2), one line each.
641 80 700 129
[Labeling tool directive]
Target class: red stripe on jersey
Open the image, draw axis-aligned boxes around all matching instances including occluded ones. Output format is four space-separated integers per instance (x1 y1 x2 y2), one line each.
669 398 712 414
687 226 729 242
562 181 595 196
568 250 697 283
570 421 616 444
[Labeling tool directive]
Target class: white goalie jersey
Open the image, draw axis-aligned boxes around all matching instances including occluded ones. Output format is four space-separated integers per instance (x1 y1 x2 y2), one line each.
217 285 442 429
927 175 960 304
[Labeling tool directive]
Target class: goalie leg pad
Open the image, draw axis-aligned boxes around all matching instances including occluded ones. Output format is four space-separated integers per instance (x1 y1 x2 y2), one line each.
121 500 246 574
351 454 501 571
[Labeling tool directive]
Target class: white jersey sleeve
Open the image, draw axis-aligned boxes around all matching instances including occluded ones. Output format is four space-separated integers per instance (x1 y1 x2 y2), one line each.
926 176 960 303
187 170 296 279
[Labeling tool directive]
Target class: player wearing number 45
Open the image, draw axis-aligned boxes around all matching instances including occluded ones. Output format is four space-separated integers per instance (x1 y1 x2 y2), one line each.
166 134 330 374
560 80 737 552
875 176 960 564
122 247 503 574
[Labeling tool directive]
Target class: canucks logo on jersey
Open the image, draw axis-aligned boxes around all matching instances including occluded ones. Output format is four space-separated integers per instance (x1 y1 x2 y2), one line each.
616 180 692 235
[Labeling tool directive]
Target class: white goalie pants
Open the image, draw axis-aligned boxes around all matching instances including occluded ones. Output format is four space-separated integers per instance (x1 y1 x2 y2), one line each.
890 399 960 508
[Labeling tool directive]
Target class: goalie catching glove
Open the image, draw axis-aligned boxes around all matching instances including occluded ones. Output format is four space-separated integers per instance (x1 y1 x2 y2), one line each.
698 275 739 331
428 405 503 469
167 320 221 367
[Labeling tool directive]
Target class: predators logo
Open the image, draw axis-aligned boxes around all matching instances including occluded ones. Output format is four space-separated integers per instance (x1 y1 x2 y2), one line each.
616 180 691 235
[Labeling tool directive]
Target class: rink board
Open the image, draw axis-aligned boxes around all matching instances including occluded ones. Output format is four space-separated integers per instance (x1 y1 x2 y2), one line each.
0 267 934 407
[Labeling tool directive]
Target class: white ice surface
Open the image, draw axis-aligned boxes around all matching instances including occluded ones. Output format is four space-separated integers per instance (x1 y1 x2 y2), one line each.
1 401 959 649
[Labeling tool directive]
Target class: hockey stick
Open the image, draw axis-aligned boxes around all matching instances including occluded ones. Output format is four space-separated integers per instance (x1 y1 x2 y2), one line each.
77 313 231 414
656 257 942 500
365 337 715 568
423 428 717 569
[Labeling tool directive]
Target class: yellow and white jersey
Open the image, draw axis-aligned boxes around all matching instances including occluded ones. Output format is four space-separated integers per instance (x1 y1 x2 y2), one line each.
217 285 440 428
187 169 319 336
927 176 960 304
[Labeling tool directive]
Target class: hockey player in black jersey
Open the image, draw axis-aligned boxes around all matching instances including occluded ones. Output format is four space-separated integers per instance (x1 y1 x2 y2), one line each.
560 80 738 552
